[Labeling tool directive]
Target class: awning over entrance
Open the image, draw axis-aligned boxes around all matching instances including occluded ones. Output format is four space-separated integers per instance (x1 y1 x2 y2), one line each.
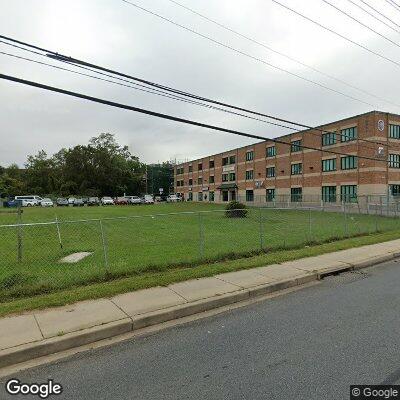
217 183 238 190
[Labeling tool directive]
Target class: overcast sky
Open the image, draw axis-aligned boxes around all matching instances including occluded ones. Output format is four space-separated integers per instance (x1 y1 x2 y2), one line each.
1 0 400 166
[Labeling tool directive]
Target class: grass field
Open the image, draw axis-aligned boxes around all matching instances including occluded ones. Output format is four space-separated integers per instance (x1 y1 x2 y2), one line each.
0 202 399 302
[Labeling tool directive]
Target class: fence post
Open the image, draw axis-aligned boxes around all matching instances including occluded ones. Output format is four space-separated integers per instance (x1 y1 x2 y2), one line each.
344 202 348 237
99 219 109 273
198 212 205 259
308 207 312 243
16 206 23 262
55 216 63 249
375 204 379 233
259 207 264 250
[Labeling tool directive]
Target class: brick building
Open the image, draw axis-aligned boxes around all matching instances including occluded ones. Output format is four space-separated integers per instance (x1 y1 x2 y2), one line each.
174 111 400 203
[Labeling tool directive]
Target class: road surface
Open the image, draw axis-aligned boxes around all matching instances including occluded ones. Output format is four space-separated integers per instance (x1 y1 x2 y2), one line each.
2 259 400 399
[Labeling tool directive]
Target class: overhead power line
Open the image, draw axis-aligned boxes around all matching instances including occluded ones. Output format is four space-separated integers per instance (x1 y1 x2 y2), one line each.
0 34 392 148
165 0 399 109
321 0 400 49
358 0 400 30
385 0 400 12
0 73 389 163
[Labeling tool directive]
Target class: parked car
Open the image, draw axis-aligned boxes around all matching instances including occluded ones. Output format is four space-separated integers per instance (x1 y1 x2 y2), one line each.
101 196 114 205
41 198 54 207
15 195 42 206
125 196 142 205
73 198 85 207
167 194 180 203
56 198 69 207
142 195 154 204
3 199 20 208
87 197 100 206
68 197 76 205
114 197 129 205
82 197 89 205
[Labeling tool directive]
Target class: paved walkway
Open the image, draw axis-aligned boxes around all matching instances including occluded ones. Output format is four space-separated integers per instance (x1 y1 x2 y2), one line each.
1 239 400 368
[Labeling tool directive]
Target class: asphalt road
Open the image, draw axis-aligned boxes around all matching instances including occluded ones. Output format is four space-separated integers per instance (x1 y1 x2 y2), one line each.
2 259 400 400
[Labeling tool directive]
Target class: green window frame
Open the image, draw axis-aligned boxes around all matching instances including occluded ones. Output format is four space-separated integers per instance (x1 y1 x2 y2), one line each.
245 170 254 180
266 167 275 178
229 155 236 164
341 156 357 170
222 157 229 166
322 186 336 202
291 187 302 202
198 192 203 201
340 127 357 142
209 191 214 202
291 140 302 153
246 190 254 202
322 158 336 172
222 173 228 182
209 175 214 184
245 151 254 161
341 185 357 202
390 185 400 196
188 178 193 186
389 124 400 139
291 163 302 175
389 154 400 168
266 146 276 157
266 188 275 201
188 165 193 172
229 172 236 181
188 192 193 201
322 132 336 146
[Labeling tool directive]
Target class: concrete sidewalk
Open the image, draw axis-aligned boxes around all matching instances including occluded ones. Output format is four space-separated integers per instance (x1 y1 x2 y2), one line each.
1 239 400 369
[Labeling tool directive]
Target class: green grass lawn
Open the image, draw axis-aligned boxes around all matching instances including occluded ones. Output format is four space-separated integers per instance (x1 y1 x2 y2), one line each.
0 202 398 302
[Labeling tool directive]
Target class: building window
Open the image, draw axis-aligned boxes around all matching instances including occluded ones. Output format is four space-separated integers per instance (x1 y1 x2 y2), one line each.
322 158 336 172
245 170 254 180
291 187 302 202
189 178 193 186
266 167 275 178
246 151 254 161
246 190 254 202
266 146 276 157
222 173 228 182
322 186 336 202
341 127 357 142
209 175 215 183
198 163 203 171
176 167 184 175
229 172 236 181
209 160 214 169
389 185 400 196
229 155 236 164
188 192 193 201
222 157 229 166
198 177 203 185
222 191 229 201
341 156 357 170
291 163 302 175
291 140 302 153
198 192 203 201
266 188 275 201
176 180 180 187
209 191 215 201
322 132 336 146
389 124 400 139
189 165 193 172
341 185 357 202
389 154 400 168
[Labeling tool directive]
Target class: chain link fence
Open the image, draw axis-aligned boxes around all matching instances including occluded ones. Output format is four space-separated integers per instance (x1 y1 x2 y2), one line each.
0 204 399 302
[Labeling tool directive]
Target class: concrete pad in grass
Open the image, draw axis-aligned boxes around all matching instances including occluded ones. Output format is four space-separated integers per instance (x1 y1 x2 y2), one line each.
0 315 42 350
215 269 277 288
169 277 240 302
111 286 186 317
34 299 127 339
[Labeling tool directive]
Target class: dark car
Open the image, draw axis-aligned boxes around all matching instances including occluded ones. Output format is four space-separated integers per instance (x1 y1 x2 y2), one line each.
87 197 100 206
73 198 85 207
56 198 69 207
114 197 129 205
3 199 20 208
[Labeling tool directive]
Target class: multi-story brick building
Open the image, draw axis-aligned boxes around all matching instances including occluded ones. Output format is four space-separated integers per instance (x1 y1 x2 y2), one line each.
174 111 400 203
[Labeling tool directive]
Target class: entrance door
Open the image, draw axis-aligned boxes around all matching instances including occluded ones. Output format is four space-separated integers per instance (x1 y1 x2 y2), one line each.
230 190 236 201
222 191 229 202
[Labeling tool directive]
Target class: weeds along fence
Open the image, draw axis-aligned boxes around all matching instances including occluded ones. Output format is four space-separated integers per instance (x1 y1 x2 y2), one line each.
0 206 399 302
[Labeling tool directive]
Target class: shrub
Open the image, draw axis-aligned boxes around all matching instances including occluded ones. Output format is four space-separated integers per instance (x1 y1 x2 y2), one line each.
225 200 248 218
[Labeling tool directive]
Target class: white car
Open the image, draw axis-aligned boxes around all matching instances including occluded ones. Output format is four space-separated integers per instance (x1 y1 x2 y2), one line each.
41 198 54 207
142 195 154 204
15 195 42 206
167 195 180 203
101 196 114 205
68 197 76 205
125 196 142 205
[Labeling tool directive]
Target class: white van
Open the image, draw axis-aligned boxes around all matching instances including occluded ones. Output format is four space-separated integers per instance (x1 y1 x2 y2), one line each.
15 195 42 207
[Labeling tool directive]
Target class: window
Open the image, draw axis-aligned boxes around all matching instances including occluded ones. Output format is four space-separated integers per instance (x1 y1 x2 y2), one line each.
322 158 336 172
341 185 357 202
322 132 336 146
341 156 357 170
266 167 275 178
209 175 215 183
390 185 400 196
291 163 302 175
189 178 193 186
176 180 180 187
198 177 203 185
266 188 275 201
340 127 357 142
245 170 254 180
209 191 214 201
198 163 203 171
389 124 400 139
222 191 229 201
229 155 236 164
322 186 336 202
189 165 193 172
229 172 236 181
266 146 276 157
291 187 302 202
222 157 229 166
176 167 184 175
291 140 302 153
246 190 254 202
198 192 203 201
389 154 400 168
209 160 215 169
222 173 228 182
246 151 254 161
188 192 193 201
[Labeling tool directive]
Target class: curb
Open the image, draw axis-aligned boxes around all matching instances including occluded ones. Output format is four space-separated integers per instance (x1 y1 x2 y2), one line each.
0 253 397 369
